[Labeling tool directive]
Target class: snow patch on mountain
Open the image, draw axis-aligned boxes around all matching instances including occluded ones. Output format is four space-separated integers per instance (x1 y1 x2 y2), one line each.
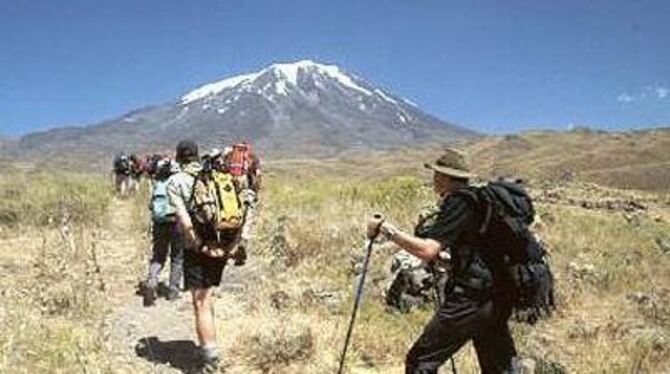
374 88 397 104
180 60 384 105
181 72 261 104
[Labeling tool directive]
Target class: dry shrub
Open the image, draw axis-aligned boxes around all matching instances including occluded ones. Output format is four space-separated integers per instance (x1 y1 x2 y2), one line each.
0 226 110 372
235 319 315 372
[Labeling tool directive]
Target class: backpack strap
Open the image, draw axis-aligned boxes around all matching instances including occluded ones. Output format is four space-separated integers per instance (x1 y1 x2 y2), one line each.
452 187 492 236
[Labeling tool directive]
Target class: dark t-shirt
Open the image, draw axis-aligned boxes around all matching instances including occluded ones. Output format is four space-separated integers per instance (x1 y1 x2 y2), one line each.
415 191 498 295
414 192 477 248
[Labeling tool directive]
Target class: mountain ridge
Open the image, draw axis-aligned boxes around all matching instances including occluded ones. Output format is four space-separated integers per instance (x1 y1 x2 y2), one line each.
7 60 476 168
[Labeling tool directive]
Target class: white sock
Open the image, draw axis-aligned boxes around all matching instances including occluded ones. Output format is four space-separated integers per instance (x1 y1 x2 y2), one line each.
200 344 219 360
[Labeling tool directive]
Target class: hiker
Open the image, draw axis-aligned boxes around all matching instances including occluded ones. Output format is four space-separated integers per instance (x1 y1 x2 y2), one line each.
167 140 246 372
141 159 183 306
226 141 261 194
112 152 132 197
128 154 144 194
367 149 554 374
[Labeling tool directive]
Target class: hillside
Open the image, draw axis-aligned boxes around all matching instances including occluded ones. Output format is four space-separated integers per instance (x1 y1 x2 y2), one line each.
465 127 670 191
265 127 670 193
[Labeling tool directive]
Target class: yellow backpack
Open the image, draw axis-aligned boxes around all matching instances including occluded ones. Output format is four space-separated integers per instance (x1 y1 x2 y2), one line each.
191 171 244 230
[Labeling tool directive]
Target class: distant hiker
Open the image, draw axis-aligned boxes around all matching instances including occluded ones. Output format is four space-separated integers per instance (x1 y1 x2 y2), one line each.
167 140 246 373
145 153 170 184
226 141 261 193
141 159 183 306
112 152 132 197
128 154 144 194
366 149 555 374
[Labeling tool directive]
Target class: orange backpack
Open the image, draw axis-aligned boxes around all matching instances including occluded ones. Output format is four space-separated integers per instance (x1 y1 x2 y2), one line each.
228 142 254 177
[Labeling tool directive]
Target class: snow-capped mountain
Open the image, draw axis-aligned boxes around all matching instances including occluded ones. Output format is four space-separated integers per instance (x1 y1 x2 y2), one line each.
13 60 476 165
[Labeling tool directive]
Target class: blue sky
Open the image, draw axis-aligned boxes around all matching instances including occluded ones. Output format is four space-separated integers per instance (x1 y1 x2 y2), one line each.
1 0 669 136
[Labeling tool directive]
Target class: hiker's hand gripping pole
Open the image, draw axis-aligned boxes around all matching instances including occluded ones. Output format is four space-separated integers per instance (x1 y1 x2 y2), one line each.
338 213 384 374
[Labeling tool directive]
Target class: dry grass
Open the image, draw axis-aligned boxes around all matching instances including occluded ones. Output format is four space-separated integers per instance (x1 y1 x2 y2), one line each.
0 167 112 231
237 159 670 373
0 224 112 372
1 131 670 373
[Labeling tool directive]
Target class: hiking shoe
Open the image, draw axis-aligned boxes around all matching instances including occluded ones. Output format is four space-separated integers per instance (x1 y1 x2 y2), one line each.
233 244 247 266
141 282 157 307
166 289 181 301
199 356 220 374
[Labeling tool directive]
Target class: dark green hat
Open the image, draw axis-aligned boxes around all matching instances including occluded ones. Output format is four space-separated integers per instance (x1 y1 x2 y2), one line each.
424 148 475 179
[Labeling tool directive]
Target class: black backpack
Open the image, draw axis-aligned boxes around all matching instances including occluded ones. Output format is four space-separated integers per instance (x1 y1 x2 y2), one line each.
464 180 556 324
113 156 130 175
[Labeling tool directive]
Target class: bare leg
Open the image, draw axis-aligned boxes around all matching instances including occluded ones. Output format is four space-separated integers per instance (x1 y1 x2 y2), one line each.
191 288 217 347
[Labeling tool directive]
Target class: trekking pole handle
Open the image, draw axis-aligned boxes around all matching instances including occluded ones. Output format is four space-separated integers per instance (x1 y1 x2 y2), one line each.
366 213 385 241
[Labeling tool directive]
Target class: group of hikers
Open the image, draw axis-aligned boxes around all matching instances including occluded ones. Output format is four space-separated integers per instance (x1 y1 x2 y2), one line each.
121 139 554 373
116 141 259 372
111 153 147 197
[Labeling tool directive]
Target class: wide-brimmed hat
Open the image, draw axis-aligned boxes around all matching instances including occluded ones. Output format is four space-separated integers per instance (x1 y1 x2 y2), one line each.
424 148 475 179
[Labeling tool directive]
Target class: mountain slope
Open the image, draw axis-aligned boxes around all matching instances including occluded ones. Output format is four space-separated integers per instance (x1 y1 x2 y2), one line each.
11 60 476 167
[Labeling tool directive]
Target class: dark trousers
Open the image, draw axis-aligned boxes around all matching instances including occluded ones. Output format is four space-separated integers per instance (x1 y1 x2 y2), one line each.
405 287 517 374
147 221 184 292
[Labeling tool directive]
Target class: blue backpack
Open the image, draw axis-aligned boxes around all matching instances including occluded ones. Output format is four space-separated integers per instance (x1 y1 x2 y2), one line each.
151 179 175 223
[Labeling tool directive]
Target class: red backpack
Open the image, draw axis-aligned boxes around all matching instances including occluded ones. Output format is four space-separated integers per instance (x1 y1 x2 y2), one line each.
228 142 254 177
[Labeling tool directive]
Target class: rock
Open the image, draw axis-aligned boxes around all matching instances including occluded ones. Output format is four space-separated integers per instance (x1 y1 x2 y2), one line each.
301 288 343 312
655 237 670 254
568 319 600 340
627 292 653 307
622 212 641 227
536 358 568 374
568 261 599 282
270 290 291 310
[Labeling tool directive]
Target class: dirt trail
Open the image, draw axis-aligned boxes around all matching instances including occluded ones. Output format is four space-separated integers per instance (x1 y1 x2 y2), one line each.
99 197 257 373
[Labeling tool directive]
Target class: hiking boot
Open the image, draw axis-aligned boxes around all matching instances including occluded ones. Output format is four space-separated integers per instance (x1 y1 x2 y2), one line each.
198 356 220 374
141 282 157 307
233 243 247 266
166 288 181 301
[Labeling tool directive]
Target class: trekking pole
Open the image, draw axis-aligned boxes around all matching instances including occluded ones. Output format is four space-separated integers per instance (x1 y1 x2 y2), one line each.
337 215 382 374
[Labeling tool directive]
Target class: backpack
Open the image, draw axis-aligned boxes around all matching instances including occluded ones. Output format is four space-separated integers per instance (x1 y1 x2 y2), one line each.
113 156 130 175
150 179 175 223
462 180 556 325
228 143 254 177
190 170 244 233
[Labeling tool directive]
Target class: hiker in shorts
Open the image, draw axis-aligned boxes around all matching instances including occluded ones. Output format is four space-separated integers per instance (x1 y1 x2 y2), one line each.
167 140 243 372
142 159 183 306
366 149 519 374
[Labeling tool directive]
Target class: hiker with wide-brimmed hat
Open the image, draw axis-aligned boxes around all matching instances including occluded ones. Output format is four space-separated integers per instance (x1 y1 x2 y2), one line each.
366 148 520 373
